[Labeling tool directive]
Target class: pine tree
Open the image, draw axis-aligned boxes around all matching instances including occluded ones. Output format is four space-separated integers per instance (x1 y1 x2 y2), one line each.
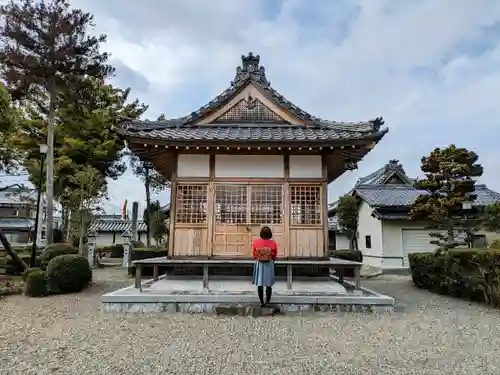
0 0 114 245
410 145 483 250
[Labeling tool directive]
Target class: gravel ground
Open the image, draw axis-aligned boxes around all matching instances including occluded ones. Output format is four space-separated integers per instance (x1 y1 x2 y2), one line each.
1 269 500 375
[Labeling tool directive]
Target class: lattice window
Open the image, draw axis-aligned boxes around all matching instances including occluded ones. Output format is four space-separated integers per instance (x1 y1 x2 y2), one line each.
175 184 208 224
215 185 247 224
250 186 283 224
214 98 286 123
290 186 322 225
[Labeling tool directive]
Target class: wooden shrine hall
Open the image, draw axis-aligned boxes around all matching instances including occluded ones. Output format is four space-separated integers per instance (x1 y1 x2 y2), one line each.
118 52 388 260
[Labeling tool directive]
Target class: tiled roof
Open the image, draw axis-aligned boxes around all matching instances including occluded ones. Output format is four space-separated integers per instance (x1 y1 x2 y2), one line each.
89 219 147 233
118 53 388 144
0 218 34 229
0 187 38 205
355 160 413 186
355 184 500 208
328 160 414 216
118 122 387 143
354 185 426 207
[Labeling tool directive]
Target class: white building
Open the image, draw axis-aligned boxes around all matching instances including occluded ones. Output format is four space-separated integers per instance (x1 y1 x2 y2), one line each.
329 160 500 270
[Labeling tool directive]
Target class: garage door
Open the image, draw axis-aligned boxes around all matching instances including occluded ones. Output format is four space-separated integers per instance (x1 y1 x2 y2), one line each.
402 229 442 267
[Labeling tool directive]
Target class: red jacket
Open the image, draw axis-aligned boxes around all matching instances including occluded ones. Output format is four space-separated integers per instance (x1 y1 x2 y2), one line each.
252 238 278 261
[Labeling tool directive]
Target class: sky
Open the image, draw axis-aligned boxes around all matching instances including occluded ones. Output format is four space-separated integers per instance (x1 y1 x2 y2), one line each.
3 0 500 215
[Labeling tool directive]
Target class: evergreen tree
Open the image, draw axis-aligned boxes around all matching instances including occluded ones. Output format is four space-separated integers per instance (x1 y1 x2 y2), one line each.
336 195 359 250
410 145 483 250
0 0 114 244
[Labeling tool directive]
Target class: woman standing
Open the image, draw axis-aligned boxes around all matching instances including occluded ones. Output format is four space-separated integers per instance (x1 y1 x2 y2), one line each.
252 226 278 307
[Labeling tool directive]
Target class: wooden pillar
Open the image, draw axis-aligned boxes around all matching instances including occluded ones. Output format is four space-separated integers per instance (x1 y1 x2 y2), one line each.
168 153 178 258
322 155 329 259
207 154 215 258
283 155 290 259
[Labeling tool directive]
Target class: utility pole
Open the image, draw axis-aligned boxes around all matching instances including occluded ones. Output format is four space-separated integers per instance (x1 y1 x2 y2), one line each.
45 90 56 246
145 165 151 247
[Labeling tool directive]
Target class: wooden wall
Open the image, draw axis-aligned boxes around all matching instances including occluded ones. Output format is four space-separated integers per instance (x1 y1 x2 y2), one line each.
169 153 329 259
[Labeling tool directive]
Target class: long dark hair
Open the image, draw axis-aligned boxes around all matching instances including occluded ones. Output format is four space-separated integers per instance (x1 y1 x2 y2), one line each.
259 226 273 240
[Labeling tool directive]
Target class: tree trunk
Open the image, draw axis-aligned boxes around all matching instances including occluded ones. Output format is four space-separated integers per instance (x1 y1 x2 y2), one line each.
145 167 151 247
66 209 73 243
61 206 69 242
78 214 85 255
0 229 28 271
45 88 56 246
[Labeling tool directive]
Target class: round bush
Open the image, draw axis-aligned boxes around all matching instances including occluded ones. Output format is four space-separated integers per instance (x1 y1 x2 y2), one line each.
22 267 42 282
46 255 92 294
24 269 47 297
39 243 79 270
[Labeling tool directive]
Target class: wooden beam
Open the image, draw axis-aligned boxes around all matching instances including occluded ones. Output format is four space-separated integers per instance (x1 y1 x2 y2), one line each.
168 153 178 257
207 154 216 258
283 155 290 259
322 154 329 259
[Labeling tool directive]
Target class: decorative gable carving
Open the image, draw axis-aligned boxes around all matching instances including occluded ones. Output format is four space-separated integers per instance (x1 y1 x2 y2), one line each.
386 175 406 185
214 97 287 123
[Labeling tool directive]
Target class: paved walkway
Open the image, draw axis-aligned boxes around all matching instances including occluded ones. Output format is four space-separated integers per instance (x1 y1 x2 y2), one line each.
0 268 499 375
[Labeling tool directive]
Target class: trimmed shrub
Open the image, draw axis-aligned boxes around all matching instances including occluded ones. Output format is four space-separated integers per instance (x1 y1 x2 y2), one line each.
40 243 79 270
330 249 363 263
22 267 42 282
46 255 92 294
107 244 124 258
131 240 145 248
330 249 363 278
24 268 47 297
489 238 500 250
409 249 500 307
127 247 168 276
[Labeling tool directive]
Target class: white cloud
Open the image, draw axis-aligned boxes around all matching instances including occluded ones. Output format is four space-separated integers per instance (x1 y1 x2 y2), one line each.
10 0 500 212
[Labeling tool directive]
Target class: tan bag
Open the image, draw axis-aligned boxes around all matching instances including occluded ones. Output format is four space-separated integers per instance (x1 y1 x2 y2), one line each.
256 245 273 262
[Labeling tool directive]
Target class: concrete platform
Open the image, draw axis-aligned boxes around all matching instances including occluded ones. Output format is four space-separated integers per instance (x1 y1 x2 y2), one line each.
102 276 395 314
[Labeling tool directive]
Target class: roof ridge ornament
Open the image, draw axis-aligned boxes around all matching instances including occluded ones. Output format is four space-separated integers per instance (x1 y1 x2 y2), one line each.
232 52 270 88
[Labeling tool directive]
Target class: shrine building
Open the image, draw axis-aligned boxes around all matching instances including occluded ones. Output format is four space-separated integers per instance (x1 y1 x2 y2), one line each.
118 53 388 259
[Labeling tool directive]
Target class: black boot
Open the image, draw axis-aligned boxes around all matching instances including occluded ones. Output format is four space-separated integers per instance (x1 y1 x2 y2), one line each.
257 286 264 306
265 287 272 306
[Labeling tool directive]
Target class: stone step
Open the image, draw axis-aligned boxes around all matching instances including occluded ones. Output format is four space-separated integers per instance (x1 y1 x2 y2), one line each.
215 304 281 317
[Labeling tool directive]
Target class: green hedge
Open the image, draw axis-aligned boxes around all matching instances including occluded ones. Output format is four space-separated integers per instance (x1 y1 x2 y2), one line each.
409 249 500 307
46 254 92 294
98 244 124 258
330 249 363 263
330 249 363 278
128 247 168 276
40 243 79 270
489 238 500 250
22 267 42 282
24 268 47 297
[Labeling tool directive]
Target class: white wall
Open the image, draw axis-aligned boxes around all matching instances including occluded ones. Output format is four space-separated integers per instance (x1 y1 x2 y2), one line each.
177 154 210 177
381 221 500 269
215 155 284 178
357 201 383 267
289 155 322 178
95 232 156 247
381 220 426 269
335 234 350 250
95 233 116 246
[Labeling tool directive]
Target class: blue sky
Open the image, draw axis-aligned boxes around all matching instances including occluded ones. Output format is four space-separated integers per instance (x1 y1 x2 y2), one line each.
3 0 500 215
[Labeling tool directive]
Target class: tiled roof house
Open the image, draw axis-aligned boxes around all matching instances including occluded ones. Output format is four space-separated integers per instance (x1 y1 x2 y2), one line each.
329 160 500 270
